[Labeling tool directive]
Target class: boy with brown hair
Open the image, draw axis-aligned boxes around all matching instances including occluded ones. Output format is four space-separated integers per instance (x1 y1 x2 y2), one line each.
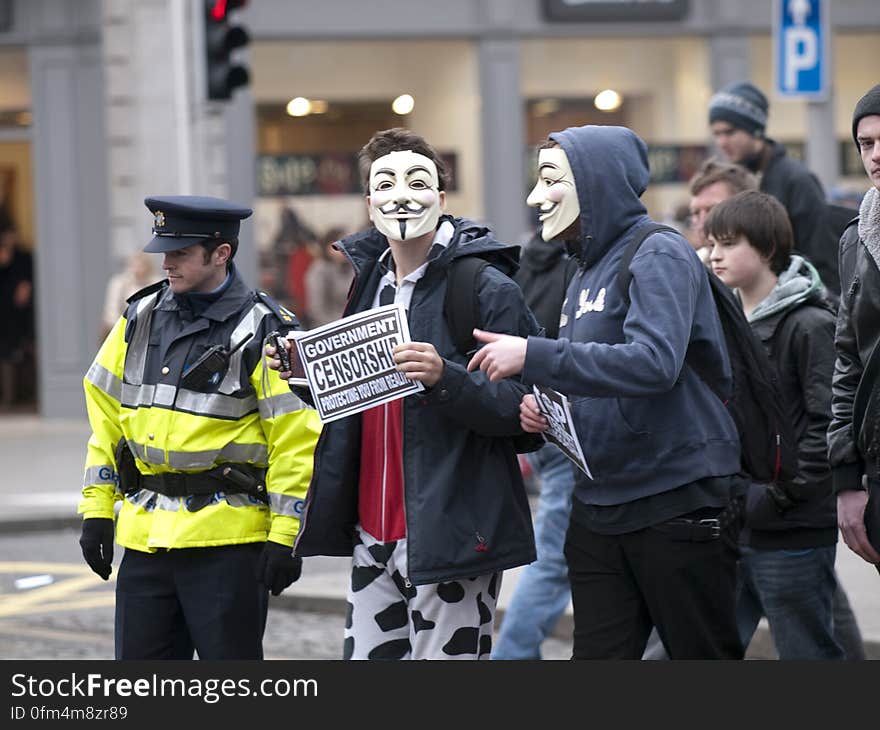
706 190 843 659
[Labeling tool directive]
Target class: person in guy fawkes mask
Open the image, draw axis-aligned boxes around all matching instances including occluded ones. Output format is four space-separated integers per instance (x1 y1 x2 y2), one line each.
468 125 744 660
268 128 540 660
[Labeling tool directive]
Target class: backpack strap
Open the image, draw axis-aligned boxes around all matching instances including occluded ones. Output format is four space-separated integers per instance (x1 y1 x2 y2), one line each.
616 224 680 307
445 255 489 355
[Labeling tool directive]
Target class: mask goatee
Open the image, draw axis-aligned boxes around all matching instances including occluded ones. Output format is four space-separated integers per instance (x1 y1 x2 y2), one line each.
399 220 407 240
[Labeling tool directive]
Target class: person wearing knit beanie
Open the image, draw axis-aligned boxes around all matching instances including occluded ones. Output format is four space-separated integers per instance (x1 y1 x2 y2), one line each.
708 81 769 138
707 81 771 169
852 83 880 149
707 79 842 295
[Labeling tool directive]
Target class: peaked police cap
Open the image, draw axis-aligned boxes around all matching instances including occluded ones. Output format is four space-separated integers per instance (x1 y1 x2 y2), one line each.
143 195 253 253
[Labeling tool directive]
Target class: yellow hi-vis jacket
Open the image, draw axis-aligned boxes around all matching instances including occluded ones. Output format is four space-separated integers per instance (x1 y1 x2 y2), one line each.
78 271 321 552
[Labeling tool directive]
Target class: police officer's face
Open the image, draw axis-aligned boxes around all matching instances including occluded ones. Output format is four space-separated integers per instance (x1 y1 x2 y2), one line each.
527 147 580 242
162 243 229 294
367 151 445 242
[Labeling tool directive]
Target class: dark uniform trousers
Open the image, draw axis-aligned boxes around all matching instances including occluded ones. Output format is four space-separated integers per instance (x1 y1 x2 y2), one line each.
115 543 268 660
564 511 744 660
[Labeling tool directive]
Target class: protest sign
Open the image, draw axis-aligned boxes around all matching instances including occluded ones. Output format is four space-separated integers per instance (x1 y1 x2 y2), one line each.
533 385 592 477
294 303 423 423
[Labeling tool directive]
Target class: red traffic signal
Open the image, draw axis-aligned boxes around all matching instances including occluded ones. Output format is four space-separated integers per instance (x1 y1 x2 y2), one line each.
204 0 250 101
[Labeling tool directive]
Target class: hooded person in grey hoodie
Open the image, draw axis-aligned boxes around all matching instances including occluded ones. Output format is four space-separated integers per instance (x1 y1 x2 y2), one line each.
469 125 743 659
706 190 844 660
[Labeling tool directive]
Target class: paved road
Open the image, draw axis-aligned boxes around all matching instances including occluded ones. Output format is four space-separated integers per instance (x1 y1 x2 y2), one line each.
0 529 573 660
1 415 876 659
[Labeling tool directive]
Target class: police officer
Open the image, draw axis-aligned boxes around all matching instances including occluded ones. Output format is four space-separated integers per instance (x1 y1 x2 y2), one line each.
78 196 321 660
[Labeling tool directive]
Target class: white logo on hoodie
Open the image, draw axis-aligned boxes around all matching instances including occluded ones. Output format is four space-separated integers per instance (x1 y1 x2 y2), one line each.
575 287 606 319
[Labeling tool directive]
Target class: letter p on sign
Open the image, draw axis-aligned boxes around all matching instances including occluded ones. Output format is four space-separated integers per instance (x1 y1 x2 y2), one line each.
775 0 827 100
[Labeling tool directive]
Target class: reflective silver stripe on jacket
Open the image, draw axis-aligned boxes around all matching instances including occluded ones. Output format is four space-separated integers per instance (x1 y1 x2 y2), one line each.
123 291 161 385
126 489 264 512
85 362 122 401
126 439 269 469
82 465 117 487
218 301 271 394
269 492 305 518
119 382 258 420
257 391 308 419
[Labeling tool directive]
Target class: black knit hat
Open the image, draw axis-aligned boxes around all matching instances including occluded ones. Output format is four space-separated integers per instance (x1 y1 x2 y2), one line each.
708 81 769 138
852 84 880 147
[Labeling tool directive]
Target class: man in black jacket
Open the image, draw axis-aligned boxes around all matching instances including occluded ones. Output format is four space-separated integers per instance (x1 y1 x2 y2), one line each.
828 84 880 571
708 81 841 295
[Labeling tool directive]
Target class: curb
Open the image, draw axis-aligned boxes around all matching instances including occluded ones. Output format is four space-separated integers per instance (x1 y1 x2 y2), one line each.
0 516 81 536
272 591 880 660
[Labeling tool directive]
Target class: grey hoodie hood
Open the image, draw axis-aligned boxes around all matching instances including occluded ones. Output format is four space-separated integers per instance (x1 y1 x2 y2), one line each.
549 125 649 268
748 254 823 323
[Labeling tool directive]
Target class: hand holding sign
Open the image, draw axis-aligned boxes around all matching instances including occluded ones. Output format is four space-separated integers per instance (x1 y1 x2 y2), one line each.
264 332 307 386
533 385 592 478
466 329 527 382
393 341 445 387
520 394 549 433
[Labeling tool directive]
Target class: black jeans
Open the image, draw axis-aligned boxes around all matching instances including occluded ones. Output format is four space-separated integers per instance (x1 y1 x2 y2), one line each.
564 510 743 660
115 543 268 660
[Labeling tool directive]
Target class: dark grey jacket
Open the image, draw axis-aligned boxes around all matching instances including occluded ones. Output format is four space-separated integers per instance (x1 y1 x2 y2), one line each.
761 139 841 295
745 258 838 547
293 217 539 585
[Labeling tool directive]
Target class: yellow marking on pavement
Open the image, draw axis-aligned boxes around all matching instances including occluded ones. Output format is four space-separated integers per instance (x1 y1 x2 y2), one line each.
0 562 93 575
0 620 112 645
0 562 114 618
22 594 117 613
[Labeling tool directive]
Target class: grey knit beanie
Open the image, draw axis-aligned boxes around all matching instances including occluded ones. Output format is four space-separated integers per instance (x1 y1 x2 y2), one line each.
852 84 880 147
708 81 769 138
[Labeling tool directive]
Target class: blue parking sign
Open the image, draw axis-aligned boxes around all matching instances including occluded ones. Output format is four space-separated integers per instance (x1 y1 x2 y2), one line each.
774 0 829 99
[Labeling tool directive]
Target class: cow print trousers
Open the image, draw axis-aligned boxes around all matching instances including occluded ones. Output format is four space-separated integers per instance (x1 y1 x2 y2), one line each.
343 525 501 660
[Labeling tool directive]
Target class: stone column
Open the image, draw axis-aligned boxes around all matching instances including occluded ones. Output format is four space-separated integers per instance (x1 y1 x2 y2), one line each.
28 2 109 417
477 37 527 245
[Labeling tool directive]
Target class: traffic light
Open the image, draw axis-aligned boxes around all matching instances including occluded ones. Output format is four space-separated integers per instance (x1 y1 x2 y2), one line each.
204 0 250 101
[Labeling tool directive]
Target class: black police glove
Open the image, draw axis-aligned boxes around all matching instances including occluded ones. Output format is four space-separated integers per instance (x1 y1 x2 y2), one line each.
257 541 303 596
79 518 115 580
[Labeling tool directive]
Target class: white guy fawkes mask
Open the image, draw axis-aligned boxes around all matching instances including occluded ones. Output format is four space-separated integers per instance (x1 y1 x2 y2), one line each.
368 150 444 242
527 147 580 241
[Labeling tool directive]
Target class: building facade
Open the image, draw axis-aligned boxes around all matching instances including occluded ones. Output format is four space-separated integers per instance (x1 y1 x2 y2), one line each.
0 0 877 416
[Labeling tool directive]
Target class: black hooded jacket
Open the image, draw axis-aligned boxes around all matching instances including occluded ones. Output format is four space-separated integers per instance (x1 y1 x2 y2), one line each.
514 235 571 339
293 216 539 585
743 257 838 548
760 139 841 295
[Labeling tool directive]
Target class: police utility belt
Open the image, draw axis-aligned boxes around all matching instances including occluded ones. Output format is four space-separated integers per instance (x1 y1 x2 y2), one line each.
115 439 268 506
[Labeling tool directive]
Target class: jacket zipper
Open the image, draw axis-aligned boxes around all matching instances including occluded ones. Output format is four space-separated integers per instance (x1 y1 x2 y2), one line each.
294 427 328 552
